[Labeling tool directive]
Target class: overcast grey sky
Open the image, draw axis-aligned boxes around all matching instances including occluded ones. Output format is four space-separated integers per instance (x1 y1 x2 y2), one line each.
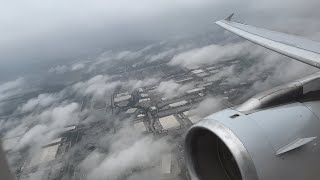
1 0 320 70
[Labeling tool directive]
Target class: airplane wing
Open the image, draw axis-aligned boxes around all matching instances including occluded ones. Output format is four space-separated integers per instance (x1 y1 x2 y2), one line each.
216 13 320 69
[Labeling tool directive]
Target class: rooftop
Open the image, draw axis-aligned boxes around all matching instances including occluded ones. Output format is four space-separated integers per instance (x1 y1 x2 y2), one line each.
133 122 146 132
125 108 138 114
117 101 129 107
183 111 202 123
160 153 181 176
206 66 218 70
43 138 62 147
175 77 193 83
196 72 209 77
63 125 76 132
29 144 60 167
150 106 157 111
189 115 202 123
161 154 172 174
197 82 212 88
139 98 151 103
161 97 167 101
191 69 204 74
115 92 129 97
186 87 205 94
183 111 190 116
140 93 149 98
159 115 180 130
114 94 132 103
168 100 188 108
137 114 146 118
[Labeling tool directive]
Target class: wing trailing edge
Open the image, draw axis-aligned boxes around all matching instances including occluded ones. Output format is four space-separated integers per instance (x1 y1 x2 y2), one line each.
216 14 320 69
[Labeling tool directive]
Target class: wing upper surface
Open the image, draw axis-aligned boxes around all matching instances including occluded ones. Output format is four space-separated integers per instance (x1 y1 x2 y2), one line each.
216 15 320 68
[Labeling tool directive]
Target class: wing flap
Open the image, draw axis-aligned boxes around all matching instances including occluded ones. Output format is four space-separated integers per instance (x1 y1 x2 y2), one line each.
216 15 320 69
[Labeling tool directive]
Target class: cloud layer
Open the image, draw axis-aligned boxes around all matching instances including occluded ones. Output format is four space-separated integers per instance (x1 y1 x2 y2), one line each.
0 78 26 101
1 0 320 70
82 127 171 180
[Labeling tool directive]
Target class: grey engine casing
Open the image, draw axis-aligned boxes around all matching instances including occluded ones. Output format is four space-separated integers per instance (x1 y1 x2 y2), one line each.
185 101 320 180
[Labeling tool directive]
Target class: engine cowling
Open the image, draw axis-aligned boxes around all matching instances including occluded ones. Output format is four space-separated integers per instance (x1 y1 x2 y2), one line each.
185 101 320 180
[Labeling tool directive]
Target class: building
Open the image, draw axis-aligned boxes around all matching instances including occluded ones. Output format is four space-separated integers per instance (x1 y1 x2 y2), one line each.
21 159 64 180
138 88 144 93
114 94 132 103
191 69 204 74
161 154 172 174
43 138 62 147
183 111 202 123
140 93 149 98
159 115 180 130
197 82 212 88
186 87 205 94
117 101 130 107
62 125 76 132
115 92 129 97
160 97 167 101
188 116 202 123
29 144 60 167
125 108 138 114
206 66 218 70
133 121 147 132
150 106 157 111
137 114 146 118
139 98 151 103
160 154 181 177
168 100 188 108
195 72 209 77
175 77 193 83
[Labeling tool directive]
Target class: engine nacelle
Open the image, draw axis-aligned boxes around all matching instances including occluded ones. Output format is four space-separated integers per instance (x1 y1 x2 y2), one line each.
185 72 320 180
185 101 320 180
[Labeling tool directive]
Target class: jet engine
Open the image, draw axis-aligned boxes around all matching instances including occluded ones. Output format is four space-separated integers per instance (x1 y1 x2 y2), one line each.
185 73 320 180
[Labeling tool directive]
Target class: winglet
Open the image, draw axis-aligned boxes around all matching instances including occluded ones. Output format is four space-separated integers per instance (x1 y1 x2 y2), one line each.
225 13 234 21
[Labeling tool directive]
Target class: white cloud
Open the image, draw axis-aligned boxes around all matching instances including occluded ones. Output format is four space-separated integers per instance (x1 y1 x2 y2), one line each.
71 63 86 71
157 80 194 98
125 78 159 91
73 75 120 100
49 65 68 74
147 49 177 62
73 74 159 100
88 46 156 72
189 96 224 118
168 42 250 68
205 65 236 82
6 102 81 151
81 126 171 180
0 77 26 101
17 124 48 150
18 93 64 113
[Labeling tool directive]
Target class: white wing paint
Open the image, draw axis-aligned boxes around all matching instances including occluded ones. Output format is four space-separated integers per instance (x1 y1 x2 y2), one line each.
216 14 320 69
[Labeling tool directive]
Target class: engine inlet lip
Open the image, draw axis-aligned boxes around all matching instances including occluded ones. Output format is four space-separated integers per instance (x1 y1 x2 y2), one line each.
185 119 258 180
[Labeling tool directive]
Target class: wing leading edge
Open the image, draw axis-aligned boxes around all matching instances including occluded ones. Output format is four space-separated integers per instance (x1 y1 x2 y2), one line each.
216 14 320 69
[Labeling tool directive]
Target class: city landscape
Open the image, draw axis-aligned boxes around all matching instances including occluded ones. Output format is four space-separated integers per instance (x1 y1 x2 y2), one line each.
0 1 319 180
0 44 276 180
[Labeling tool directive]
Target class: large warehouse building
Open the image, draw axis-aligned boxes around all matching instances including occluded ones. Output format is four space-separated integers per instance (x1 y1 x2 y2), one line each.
158 115 180 130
